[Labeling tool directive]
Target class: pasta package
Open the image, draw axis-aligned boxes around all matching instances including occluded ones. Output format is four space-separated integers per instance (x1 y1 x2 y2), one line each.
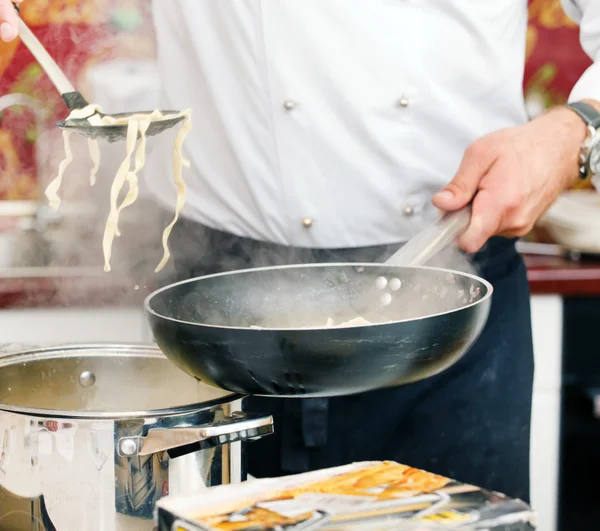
155 461 536 531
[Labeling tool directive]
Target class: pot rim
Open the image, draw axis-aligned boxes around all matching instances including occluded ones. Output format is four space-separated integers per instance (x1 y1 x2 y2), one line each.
0 343 244 420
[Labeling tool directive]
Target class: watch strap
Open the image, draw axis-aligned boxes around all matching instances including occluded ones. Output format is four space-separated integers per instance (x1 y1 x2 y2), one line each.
565 102 600 179
566 102 600 129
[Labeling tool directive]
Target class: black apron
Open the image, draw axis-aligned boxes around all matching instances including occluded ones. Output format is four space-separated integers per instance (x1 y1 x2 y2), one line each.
160 216 534 502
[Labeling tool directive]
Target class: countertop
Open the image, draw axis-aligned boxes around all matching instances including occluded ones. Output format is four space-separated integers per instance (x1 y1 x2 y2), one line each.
524 253 600 296
0 267 153 309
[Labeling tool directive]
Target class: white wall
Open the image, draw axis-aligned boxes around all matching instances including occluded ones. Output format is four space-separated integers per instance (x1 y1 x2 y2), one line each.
530 294 563 531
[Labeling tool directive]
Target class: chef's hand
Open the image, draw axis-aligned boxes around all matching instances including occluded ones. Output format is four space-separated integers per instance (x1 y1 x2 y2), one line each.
0 0 22 42
432 102 597 254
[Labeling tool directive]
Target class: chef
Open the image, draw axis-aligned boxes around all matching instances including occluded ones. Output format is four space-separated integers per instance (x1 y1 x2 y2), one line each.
3 0 600 502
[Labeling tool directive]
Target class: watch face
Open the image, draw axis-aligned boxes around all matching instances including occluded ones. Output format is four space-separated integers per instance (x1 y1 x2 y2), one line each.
590 142 600 175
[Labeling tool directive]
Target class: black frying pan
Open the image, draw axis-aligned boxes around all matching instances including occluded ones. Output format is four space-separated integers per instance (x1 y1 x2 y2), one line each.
144 262 492 397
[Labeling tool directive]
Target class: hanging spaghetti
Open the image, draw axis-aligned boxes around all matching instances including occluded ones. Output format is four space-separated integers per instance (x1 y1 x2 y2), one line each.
46 104 192 273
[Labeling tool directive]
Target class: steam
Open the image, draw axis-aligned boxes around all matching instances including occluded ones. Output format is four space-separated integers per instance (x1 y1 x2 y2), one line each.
5 4 486 322
4 5 164 308
30 114 482 313
32 126 171 306
417 243 481 277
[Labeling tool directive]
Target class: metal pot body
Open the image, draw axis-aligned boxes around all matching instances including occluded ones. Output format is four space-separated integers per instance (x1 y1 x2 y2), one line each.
0 344 273 531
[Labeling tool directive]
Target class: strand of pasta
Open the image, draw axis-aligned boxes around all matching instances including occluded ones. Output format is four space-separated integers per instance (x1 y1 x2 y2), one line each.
88 138 100 186
155 110 192 273
113 120 150 237
45 130 73 210
101 120 139 272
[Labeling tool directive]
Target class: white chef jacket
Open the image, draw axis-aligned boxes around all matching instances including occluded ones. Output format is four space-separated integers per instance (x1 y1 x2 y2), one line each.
145 0 599 249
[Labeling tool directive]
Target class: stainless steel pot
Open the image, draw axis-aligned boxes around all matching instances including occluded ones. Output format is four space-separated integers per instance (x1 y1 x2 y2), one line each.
0 344 273 531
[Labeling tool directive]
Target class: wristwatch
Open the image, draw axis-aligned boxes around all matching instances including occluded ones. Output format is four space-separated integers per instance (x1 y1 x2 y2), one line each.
565 101 600 180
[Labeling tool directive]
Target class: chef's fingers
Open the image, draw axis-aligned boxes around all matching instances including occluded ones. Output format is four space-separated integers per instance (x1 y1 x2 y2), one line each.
456 187 502 253
0 0 19 42
457 157 525 252
432 140 498 212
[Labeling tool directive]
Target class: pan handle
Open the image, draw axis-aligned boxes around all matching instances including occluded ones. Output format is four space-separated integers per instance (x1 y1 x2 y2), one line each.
117 412 274 457
386 204 472 266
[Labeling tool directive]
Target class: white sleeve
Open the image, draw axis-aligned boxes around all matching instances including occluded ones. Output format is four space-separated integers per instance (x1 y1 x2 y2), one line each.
560 0 600 102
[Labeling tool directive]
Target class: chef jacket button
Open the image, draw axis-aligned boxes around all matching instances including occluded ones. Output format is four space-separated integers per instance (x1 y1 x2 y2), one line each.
397 96 410 108
402 205 414 217
302 217 313 228
283 100 297 111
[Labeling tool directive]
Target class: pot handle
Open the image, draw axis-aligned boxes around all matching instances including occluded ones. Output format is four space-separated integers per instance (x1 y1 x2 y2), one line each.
118 412 274 457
